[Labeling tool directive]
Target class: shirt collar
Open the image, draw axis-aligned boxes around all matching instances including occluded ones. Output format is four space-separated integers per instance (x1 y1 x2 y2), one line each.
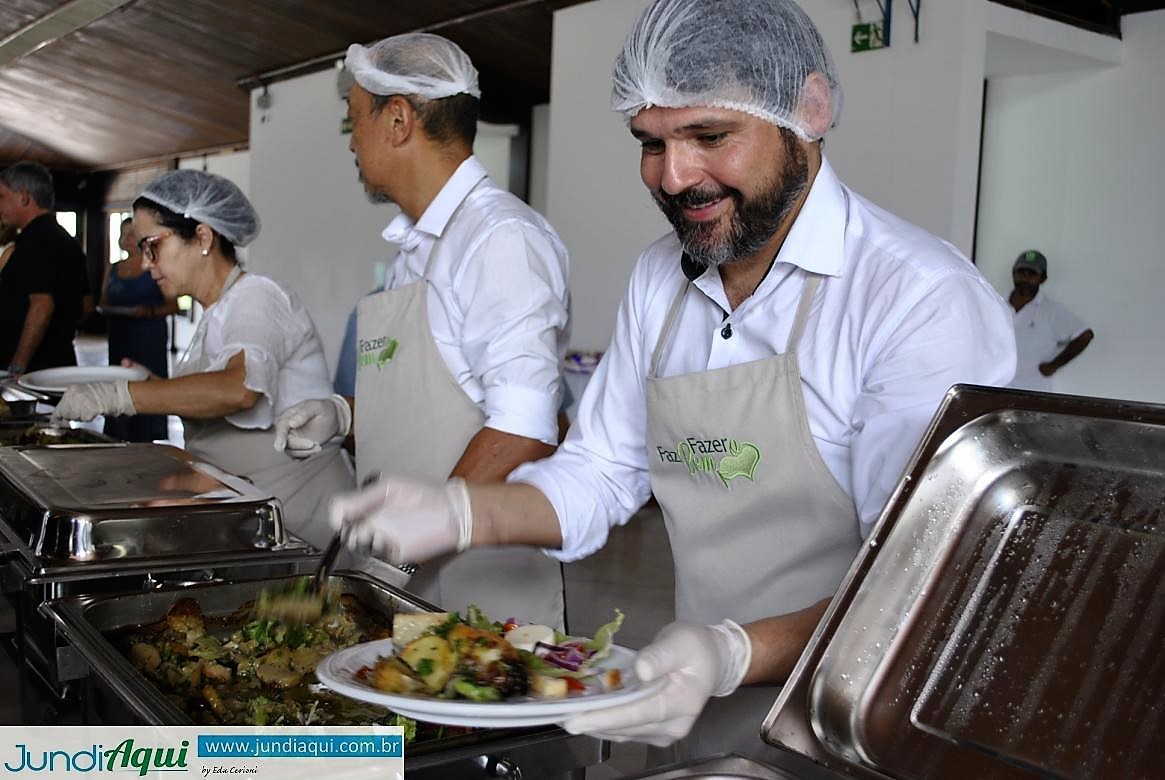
777 155 846 277
381 155 488 247
680 155 848 286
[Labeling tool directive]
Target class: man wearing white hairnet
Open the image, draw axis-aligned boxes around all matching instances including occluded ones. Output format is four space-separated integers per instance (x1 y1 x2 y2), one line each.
273 34 570 628
322 0 1016 763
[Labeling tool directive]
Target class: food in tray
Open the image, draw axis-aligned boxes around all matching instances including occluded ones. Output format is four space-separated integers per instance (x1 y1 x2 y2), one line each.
14 425 96 446
252 575 339 624
116 583 415 734
366 605 625 702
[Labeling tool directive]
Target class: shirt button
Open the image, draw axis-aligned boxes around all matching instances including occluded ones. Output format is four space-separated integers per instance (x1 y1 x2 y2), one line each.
721 323 733 339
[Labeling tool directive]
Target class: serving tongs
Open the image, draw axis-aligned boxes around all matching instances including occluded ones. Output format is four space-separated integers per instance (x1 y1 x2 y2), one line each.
252 534 343 625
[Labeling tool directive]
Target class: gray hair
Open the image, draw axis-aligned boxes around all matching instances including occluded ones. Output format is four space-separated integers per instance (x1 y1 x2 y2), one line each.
0 161 55 210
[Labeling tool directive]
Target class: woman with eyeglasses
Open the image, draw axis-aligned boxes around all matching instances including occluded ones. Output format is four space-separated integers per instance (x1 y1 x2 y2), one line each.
53 169 352 548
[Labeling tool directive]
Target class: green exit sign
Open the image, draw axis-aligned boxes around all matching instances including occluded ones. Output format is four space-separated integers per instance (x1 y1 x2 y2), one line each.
851 22 886 52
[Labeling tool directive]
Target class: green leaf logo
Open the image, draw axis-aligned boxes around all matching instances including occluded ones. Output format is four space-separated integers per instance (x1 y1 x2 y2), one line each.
718 442 761 487
376 339 399 368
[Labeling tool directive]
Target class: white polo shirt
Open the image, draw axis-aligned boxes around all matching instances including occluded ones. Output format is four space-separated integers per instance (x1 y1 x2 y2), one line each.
511 158 1016 560
382 156 570 446
1008 289 1088 391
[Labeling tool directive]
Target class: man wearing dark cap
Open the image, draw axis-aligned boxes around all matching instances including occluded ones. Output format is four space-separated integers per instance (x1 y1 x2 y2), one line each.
1008 249 1094 391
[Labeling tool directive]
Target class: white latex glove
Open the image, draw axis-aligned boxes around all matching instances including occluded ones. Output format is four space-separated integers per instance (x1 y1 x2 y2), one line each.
272 394 352 459
328 475 473 564
561 619 752 746
52 381 136 423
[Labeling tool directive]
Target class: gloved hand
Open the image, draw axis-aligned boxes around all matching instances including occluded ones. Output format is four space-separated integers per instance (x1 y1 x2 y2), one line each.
328 475 473 564
52 381 136 423
561 619 752 746
272 394 352 458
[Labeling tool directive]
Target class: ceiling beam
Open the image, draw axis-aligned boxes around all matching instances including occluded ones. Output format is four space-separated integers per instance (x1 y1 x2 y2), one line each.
0 0 134 67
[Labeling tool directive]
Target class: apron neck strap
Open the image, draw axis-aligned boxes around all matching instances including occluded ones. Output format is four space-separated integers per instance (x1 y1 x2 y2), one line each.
650 278 691 379
649 270 824 378
786 274 822 353
217 263 244 302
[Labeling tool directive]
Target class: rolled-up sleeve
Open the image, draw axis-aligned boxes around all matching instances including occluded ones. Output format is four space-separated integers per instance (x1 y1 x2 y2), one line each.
509 260 655 560
202 282 307 429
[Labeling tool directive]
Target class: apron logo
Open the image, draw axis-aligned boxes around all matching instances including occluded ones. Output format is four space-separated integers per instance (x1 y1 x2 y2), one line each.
656 437 762 487
358 336 399 370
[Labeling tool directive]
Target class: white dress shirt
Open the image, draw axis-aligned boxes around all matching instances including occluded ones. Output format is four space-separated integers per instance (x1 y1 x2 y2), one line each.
182 273 335 429
382 156 570 445
512 158 1017 560
1008 289 1088 391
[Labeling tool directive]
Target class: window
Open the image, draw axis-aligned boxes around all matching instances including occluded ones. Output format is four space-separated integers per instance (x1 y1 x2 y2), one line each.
55 211 78 237
108 210 131 264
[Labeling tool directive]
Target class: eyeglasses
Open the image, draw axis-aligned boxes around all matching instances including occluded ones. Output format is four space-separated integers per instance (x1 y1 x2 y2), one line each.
137 231 174 262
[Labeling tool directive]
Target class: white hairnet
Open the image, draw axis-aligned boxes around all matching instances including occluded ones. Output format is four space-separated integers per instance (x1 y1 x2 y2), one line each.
139 170 260 246
346 33 480 100
612 0 843 140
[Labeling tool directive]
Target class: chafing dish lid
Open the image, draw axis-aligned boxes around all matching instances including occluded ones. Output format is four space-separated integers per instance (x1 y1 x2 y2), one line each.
0 442 271 509
0 443 288 566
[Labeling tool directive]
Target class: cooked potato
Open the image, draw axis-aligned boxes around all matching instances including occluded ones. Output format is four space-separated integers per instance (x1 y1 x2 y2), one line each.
129 642 161 672
400 635 456 693
530 673 568 699
372 656 426 695
392 612 453 645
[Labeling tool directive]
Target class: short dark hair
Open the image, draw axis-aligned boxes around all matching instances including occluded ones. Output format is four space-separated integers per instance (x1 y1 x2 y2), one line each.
371 92 479 147
132 196 237 262
0 161 55 210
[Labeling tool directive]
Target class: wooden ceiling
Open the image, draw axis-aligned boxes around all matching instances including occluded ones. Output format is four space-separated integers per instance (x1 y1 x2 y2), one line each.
0 0 590 172
2 0 1163 174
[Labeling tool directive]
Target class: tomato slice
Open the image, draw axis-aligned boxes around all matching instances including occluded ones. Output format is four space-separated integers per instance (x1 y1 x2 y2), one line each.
565 677 586 692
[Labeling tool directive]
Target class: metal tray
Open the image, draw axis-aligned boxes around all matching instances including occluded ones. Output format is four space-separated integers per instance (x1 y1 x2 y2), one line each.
44 571 605 779
764 385 1165 780
0 442 291 572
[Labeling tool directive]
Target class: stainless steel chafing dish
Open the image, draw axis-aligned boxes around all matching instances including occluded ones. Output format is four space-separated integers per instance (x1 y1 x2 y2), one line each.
43 571 606 779
631 385 1165 779
0 442 316 693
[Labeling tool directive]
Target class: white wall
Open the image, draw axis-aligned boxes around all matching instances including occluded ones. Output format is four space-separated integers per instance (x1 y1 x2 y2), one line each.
245 67 521 373
179 150 251 197
977 11 1165 402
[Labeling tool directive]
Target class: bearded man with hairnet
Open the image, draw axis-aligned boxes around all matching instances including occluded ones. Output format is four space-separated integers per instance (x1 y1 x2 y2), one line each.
321 0 1016 763
273 33 570 628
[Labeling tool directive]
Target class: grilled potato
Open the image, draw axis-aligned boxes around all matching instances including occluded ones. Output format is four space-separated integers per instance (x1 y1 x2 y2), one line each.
392 612 453 645
400 635 456 693
372 656 426 695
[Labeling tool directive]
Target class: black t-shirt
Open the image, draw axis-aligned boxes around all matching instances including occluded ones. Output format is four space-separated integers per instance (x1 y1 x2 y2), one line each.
0 214 90 370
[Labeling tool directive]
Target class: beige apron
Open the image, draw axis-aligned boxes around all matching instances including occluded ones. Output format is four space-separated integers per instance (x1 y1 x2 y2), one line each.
177 265 353 550
644 273 861 764
354 241 564 628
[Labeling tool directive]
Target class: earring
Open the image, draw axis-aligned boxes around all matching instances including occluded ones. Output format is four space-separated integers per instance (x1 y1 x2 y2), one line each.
201 248 209 256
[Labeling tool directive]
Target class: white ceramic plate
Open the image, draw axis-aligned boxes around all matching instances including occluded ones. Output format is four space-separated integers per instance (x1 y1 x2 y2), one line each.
18 365 150 395
316 638 665 728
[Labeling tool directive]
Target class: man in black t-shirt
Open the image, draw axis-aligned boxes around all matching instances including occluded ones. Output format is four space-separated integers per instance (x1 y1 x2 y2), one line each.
0 161 90 374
